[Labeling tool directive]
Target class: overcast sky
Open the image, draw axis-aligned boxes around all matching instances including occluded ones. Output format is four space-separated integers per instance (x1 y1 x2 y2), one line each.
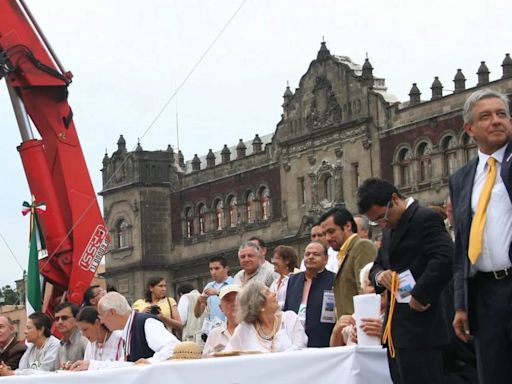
0 0 510 288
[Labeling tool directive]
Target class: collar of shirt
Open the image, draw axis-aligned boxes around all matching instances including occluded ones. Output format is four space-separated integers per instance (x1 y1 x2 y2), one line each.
477 144 507 172
405 196 414 208
0 337 15 353
61 327 81 346
122 311 136 357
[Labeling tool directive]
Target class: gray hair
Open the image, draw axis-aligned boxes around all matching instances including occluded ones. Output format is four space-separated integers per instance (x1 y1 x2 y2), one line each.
236 281 266 324
98 292 132 316
354 214 370 231
238 241 260 257
359 262 374 291
463 89 510 124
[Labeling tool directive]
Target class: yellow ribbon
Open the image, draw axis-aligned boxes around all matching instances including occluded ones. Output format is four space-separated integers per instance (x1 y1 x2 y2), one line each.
382 271 398 358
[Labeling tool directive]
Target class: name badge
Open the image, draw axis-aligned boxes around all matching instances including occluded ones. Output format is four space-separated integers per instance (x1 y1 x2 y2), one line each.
320 290 336 323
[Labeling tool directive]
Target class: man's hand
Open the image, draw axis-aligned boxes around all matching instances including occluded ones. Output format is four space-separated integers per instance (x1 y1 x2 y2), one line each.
453 309 472 343
203 288 218 297
409 296 431 312
376 269 393 291
70 360 90 371
0 362 14 376
359 318 383 337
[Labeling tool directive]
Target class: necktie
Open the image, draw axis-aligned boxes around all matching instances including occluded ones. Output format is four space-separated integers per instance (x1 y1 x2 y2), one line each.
468 157 497 264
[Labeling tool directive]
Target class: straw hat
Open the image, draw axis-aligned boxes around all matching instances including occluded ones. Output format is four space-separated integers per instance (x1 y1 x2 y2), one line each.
171 341 202 360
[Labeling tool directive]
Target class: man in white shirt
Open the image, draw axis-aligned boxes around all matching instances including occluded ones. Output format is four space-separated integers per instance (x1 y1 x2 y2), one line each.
97 292 178 364
233 241 276 287
202 285 240 357
449 89 512 383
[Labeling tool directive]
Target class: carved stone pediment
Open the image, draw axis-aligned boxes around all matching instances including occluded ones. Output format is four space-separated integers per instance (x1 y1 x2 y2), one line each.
306 76 342 130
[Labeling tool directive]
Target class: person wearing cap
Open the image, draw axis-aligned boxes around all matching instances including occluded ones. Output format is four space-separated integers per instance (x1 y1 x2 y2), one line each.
202 285 240 357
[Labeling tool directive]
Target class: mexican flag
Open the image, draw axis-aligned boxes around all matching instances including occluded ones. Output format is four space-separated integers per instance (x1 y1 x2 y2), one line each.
22 201 46 314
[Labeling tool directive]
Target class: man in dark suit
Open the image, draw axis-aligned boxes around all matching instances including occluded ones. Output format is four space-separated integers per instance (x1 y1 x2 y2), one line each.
0 315 26 370
283 241 336 347
357 178 453 384
449 88 512 384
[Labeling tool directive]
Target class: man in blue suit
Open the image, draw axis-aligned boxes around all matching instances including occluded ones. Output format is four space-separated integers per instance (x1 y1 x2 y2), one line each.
449 89 512 383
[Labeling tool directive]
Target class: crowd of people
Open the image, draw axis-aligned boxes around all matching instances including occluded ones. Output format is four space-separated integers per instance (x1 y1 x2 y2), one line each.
0 88 510 384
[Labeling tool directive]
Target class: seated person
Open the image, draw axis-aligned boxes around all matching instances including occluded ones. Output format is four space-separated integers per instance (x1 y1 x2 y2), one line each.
0 315 27 370
0 312 60 375
330 262 386 346
68 306 124 371
225 281 307 353
98 292 178 364
202 285 240 357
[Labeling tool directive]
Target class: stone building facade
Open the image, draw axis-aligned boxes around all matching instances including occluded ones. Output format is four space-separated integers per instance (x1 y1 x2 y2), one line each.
100 43 512 302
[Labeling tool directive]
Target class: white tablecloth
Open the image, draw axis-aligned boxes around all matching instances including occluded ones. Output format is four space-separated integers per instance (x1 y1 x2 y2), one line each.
5 346 392 384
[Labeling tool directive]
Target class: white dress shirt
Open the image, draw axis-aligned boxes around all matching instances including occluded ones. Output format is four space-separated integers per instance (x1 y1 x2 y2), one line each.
84 330 124 370
471 146 512 273
202 321 232 358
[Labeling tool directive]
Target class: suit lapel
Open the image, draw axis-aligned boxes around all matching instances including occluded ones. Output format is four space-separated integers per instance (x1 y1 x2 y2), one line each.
501 140 512 203
335 238 356 279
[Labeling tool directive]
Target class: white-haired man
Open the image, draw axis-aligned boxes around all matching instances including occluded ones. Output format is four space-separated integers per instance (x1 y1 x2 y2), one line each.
72 292 178 370
233 241 276 287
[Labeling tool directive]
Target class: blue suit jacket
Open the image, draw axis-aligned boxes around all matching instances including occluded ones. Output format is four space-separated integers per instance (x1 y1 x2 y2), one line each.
449 140 512 312
283 269 335 347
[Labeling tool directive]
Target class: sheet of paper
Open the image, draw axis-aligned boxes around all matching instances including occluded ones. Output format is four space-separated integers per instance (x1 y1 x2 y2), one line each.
353 293 381 346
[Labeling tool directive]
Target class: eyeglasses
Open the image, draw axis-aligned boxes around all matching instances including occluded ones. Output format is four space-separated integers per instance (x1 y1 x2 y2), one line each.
373 200 392 223
54 315 72 322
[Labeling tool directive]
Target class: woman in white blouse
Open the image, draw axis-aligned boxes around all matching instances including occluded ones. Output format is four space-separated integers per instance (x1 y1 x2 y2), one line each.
68 306 124 370
0 312 60 375
225 281 307 353
269 246 298 309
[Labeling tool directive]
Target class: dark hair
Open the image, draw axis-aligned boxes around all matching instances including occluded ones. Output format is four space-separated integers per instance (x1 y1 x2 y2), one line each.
82 285 101 306
273 245 299 272
54 301 80 317
319 207 357 233
248 236 266 248
106 285 117 292
144 276 165 302
177 283 194 296
209 256 228 268
311 221 323 228
357 178 401 214
76 306 100 324
29 312 52 337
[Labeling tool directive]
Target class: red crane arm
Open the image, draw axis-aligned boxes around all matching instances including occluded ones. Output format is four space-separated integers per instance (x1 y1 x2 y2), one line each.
0 0 110 312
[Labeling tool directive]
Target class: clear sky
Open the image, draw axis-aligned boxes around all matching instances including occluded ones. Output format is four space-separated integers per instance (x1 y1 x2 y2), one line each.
0 0 510 288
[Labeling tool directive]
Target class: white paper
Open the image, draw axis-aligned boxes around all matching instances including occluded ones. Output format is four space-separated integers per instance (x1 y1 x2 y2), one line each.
396 269 416 303
353 294 381 346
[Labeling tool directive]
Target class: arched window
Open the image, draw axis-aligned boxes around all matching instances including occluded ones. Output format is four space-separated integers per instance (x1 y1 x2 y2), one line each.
185 207 194 237
117 219 131 249
198 203 207 235
441 135 458 176
214 199 224 230
227 195 237 227
397 148 412 187
462 133 477 163
259 187 270 220
320 174 334 202
417 142 432 182
246 191 255 224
